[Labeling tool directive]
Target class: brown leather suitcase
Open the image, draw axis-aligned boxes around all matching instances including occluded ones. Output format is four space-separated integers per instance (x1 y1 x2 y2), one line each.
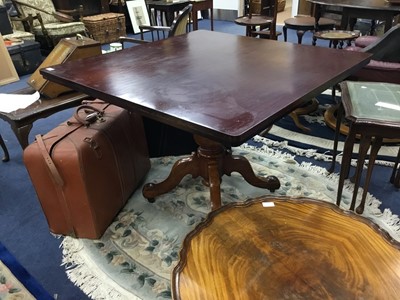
23 100 151 239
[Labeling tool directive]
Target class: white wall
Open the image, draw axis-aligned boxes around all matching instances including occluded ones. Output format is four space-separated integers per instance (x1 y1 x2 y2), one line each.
292 0 299 17
214 0 244 15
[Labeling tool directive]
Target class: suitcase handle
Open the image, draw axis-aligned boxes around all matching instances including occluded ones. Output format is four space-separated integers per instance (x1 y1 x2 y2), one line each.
74 105 104 126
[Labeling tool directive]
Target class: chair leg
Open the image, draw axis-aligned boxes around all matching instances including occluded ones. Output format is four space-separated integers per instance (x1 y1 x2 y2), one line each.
390 147 400 188
0 134 10 162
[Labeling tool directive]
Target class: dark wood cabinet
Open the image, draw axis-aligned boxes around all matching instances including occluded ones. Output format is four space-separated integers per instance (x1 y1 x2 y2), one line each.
52 0 110 16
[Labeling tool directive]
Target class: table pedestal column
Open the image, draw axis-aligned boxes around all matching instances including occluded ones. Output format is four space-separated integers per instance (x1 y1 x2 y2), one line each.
143 135 280 210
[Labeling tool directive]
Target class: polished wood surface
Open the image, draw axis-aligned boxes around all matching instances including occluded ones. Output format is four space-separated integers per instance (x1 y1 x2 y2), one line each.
308 0 400 32
173 196 400 300
40 30 371 209
40 30 371 147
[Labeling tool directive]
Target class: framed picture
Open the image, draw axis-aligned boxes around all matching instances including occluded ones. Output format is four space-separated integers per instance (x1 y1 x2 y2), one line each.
126 0 151 34
0 34 19 86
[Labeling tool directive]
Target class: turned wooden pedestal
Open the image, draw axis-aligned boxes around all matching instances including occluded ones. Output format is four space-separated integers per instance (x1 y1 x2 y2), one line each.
143 135 280 210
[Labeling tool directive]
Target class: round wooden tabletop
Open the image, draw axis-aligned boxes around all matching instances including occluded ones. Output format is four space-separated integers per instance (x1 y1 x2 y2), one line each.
314 30 360 41
172 196 400 300
234 15 273 27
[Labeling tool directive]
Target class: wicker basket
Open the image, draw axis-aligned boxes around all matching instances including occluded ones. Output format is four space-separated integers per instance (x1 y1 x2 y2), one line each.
83 13 126 44
278 0 286 12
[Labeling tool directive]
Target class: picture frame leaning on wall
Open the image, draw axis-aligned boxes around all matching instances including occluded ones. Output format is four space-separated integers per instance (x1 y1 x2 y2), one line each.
0 34 19 86
126 0 151 34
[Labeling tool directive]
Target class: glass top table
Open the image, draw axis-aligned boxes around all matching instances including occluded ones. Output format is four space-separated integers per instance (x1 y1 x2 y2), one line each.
346 81 400 121
331 81 400 213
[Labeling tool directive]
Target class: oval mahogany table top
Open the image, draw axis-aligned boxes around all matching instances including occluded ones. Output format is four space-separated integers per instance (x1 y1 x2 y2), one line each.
172 196 400 300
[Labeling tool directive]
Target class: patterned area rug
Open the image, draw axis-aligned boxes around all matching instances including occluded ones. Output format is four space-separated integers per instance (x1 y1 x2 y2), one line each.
61 145 400 300
0 242 52 299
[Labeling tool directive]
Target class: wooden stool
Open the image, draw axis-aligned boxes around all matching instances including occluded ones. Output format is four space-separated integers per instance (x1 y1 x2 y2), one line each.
173 196 400 300
330 81 400 214
283 16 336 44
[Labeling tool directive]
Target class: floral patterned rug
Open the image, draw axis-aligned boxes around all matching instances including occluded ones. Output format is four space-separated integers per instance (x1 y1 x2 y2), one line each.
0 242 52 299
61 144 400 300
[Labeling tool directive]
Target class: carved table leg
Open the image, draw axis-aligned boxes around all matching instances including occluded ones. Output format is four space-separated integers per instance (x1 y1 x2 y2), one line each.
11 123 32 149
356 137 382 214
336 128 356 206
0 134 10 162
143 135 280 210
349 134 371 211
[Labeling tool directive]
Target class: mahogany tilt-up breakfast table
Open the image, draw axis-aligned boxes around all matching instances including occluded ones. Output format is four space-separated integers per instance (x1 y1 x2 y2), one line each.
41 30 371 210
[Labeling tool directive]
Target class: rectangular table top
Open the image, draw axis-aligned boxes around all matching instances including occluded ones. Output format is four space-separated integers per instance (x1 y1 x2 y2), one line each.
41 30 371 146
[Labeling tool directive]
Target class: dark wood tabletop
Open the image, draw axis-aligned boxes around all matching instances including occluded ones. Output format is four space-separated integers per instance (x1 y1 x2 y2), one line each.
308 0 400 11
40 30 371 147
308 0 400 32
173 196 400 299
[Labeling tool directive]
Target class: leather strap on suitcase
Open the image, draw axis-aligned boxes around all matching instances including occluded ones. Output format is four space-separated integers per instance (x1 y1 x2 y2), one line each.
36 134 74 234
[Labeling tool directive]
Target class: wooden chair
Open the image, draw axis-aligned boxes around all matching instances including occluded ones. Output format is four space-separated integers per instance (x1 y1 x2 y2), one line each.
250 0 281 40
345 24 400 85
235 0 277 39
0 0 35 42
11 0 87 53
120 4 192 45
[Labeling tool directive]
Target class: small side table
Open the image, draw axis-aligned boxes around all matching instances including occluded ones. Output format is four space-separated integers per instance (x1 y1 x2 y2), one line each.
172 196 400 300
313 30 360 49
234 14 273 37
283 16 336 44
330 81 400 214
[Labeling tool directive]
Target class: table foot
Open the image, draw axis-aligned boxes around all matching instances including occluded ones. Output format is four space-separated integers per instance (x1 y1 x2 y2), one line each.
143 135 280 210
223 153 280 192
